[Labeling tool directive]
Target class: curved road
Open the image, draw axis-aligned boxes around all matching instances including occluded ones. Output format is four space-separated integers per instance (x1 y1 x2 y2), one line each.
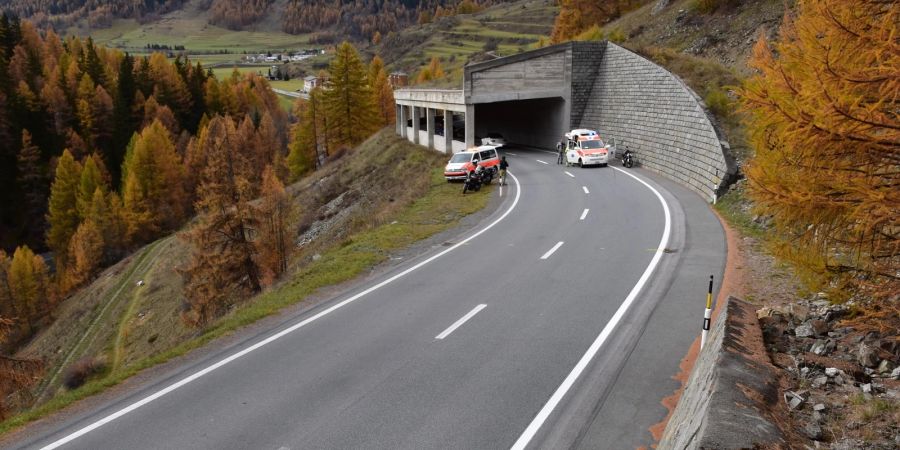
12 146 724 450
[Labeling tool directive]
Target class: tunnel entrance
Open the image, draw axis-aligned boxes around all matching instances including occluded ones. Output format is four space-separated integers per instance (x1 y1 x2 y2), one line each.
474 97 565 149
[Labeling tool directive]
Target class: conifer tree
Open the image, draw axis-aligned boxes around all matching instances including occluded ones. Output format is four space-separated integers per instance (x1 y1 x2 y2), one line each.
181 116 261 327
65 219 104 289
287 96 319 180
740 0 899 310
46 150 82 269
324 42 376 147
121 120 187 245
256 165 294 286
0 251 15 320
370 59 395 127
7 245 48 327
76 154 108 220
17 130 47 246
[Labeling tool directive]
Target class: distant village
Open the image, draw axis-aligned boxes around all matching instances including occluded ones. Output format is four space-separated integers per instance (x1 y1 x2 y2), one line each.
243 48 326 64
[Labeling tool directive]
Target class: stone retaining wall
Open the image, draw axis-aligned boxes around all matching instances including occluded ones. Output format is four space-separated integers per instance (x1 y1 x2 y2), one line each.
580 42 735 203
658 297 786 449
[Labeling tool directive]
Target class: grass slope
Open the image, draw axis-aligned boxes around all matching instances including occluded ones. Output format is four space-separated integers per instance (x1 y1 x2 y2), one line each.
1 130 493 436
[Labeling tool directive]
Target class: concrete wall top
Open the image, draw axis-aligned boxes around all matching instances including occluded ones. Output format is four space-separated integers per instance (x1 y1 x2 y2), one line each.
394 89 466 112
465 42 576 104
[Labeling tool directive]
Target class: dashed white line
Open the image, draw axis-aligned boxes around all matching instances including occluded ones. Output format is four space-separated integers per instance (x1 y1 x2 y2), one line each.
435 304 487 340
511 167 672 450
536 160 549 165
506 152 518 156
579 209 589 221
540 241 564 260
37 174 527 450
582 186 590 194
565 171 575 178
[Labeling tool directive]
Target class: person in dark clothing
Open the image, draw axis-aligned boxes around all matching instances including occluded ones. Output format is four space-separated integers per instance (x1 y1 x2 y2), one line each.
498 156 509 185
557 141 565 164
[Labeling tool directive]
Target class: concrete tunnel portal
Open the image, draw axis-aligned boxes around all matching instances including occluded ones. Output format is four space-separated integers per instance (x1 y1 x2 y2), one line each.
394 40 734 203
473 97 566 150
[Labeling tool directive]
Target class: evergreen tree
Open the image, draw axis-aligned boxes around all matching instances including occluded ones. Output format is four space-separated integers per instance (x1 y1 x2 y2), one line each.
46 149 82 269
324 41 377 147
110 53 137 186
17 130 48 247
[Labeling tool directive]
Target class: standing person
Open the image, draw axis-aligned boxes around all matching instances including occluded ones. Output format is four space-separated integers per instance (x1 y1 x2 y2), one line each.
498 156 509 185
557 140 565 165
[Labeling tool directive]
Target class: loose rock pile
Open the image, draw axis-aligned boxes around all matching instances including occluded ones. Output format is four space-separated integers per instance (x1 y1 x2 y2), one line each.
758 297 900 449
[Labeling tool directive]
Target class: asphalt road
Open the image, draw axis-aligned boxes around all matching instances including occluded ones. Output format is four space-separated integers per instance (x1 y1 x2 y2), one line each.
12 145 724 450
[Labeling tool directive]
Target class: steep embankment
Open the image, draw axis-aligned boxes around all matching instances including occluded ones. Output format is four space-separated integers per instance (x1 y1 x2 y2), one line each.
6 130 492 432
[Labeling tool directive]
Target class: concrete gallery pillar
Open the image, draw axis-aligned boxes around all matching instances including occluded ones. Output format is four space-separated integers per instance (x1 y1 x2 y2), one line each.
426 108 435 150
412 106 420 145
443 110 453 154
395 104 402 135
465 104 475 148
399 105 408 139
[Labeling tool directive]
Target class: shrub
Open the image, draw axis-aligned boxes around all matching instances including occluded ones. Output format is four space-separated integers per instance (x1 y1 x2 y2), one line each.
62 356 107 390
704 87 731 118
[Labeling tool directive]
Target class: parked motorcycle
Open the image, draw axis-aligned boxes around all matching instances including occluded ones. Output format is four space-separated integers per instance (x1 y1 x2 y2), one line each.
462 169 483 194
622 149 634 168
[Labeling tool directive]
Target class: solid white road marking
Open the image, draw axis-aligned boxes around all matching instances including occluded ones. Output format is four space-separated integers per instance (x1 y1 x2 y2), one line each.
565 171 575 178
506 152 518 156
511 167 672 450
38 177 526 450
582 186 590 194
579 209 589 221
435 304 487 340
540 242 564 260
536 160 549 165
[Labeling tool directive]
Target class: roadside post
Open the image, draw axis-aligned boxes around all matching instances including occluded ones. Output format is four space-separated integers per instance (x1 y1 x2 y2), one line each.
700 275 713 349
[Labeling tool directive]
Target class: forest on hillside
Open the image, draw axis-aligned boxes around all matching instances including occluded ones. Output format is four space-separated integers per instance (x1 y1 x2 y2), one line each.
3 0 512 40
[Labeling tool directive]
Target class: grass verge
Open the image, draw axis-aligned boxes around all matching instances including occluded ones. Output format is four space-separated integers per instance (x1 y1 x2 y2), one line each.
0 164 492 436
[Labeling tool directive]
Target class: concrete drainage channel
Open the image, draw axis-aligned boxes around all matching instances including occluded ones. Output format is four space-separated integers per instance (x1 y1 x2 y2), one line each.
658 296 787 449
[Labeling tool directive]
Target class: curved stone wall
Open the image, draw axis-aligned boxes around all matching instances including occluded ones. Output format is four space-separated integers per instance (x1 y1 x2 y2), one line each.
578 42 734 203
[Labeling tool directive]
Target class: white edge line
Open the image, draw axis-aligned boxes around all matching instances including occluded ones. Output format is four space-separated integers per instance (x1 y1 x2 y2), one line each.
540 241 564 260
579 209 589 221
564 171 574 178
510 167 672 450
39 176 524 450
582 186 590 194
536 160 549 165
435 304 487 340
506 152 518 156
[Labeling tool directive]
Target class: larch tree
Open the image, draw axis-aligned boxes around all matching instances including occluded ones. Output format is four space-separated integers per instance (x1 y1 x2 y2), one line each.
256 165 294 286
46 149 82 270
287 88 325 179
7 245 49 330
76 154 108 220
180 116 261 327
65 219 104 289
121 119 188 245
550 0 638 44
739 0 899 326
369 56 395 127
0 317 43 420
324 41 377 148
